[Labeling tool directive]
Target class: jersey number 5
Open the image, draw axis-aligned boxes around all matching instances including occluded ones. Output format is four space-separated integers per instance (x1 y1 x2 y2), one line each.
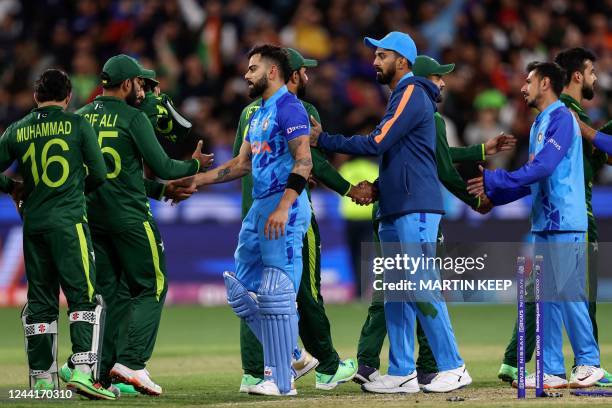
98 131 121 179
22 138 70 188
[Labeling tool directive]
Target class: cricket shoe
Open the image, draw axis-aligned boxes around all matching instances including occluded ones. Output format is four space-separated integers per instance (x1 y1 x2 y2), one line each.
361 373 419 394
497 363 518 383
67 369 117 400
569 365 605 388
249 379 297 396
239 374 263 393
315 358 357 390
596 369 612 387
110 363 162 396
60 362 136 396
292 348 318 380
512 372 568 389
423 365 472 393
353 364 381 385
417 370 438 387
33 378 54 391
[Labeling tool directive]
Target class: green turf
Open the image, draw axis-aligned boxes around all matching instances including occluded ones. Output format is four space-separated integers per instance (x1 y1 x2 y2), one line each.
1 303 611 407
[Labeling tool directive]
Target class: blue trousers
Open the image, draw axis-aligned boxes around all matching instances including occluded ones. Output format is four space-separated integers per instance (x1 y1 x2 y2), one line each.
234 192 311 292
533 231 599 374
379 212 463 375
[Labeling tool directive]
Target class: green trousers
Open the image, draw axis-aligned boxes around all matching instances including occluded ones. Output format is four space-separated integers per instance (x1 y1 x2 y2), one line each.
502 241 599 367
240 214 341 376
23 223 97 372
93 219 168 385
355 218 439 373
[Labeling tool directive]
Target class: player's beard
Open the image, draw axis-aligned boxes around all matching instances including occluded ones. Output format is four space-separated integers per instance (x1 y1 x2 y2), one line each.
376 64 395 85
126 85 139 107
248 76 268 99
581 82 595 100
297 81 306 99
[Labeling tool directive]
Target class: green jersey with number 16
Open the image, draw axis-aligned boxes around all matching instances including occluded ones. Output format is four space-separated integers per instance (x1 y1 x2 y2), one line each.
0 105 107 233
77 95 200 232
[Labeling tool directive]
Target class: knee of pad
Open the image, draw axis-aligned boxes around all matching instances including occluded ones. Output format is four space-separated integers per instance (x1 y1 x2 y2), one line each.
257 267 296 315
224 271 259 319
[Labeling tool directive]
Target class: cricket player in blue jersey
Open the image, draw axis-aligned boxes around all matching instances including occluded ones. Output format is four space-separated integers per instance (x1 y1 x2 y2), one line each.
468 61 604 388
183 44 312 396
310 32 470 394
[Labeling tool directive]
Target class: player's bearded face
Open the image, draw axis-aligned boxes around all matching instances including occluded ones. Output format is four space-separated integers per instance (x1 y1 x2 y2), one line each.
581 61 597 100
248 74 268 98
297 68 308 99
376 60 396 85
125 78 141 107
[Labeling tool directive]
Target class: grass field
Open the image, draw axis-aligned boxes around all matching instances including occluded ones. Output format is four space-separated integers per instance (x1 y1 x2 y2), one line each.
1 303 611 407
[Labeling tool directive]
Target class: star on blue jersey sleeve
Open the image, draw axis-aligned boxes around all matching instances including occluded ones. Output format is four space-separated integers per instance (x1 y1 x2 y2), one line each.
278 101 310 141
484 108 574 205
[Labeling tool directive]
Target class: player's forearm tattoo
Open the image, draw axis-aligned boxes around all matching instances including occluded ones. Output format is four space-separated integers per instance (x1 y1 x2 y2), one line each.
214 168 231 182
288 138 313 178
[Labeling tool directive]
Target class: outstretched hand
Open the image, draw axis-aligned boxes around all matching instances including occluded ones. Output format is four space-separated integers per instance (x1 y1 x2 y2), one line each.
165 176 197 204
348 180 378 205
467 165 486 197
309 116 322 147
192 140 215 170
485 132 516 156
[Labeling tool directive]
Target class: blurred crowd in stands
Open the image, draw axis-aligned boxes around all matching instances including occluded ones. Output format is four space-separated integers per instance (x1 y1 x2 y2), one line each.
1 0 611 184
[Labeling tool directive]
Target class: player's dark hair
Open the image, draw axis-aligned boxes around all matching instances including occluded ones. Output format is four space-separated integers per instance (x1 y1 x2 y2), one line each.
526 61 565 97
554 48 597 86
34 69 72 102
142 79 155 93
248 44 291 83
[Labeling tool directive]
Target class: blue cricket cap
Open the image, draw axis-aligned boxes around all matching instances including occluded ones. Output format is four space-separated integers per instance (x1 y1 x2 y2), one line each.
364 31 417 64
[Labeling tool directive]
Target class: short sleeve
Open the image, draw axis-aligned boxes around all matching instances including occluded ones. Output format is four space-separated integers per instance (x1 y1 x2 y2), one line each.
278 101 310 141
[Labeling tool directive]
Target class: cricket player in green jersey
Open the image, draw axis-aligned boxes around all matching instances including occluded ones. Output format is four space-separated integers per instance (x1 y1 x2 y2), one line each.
233 48 365 392
354 56 515 386
0 69 115 399
73 54 213 396
498 47 612 387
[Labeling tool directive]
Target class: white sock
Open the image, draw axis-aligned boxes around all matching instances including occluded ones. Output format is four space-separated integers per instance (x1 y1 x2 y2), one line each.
35 372 52 382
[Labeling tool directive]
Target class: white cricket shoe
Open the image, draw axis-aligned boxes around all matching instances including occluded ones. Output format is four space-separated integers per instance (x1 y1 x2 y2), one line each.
361 373 420 394
249 379 297 396
110 363 162 396
423 365 472 393
570 366 604 388
292 348 318 380
513 372 568 389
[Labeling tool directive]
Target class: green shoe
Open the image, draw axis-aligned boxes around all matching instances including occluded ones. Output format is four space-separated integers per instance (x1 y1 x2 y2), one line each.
239 374 263 393
315 358 357 390
498 363 518 383
67 369 116 400
114 382 139 396
34 379 54 391
59 363 72 383
596 369 612 387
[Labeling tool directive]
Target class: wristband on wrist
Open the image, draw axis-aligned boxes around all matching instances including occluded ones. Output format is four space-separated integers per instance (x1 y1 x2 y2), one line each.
286 173 307 194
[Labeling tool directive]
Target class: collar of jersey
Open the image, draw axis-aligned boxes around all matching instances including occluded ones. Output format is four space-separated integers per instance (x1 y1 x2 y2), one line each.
95 95 125 103
261 85 288 108
559 93 584 113
32 105 63 112
398 71 414 86
536 99 564 122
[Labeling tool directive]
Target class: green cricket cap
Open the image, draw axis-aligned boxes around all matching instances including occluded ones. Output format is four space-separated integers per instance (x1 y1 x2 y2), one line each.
413 55 455 78
141 68 159 85
101 54 145 86
284 48 318 72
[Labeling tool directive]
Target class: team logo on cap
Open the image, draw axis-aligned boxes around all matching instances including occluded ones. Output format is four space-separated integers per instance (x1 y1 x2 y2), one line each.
262 118 269 131
537 132 543 143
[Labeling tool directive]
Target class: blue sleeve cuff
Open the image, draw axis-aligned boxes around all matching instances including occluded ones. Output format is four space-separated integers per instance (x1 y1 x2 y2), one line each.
594 131 612 155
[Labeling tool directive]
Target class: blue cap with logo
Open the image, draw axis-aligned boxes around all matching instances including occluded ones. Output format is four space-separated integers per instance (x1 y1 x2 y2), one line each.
364 31 417 64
